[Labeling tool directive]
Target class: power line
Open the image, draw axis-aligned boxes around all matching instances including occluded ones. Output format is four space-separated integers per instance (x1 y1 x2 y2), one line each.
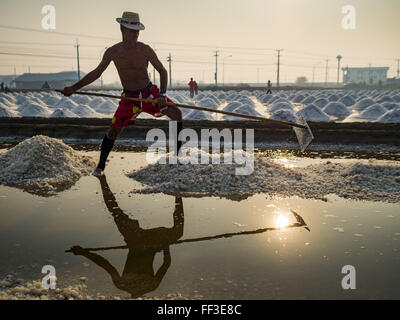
0 51 97 60
0 24 118 41
0 40 106 48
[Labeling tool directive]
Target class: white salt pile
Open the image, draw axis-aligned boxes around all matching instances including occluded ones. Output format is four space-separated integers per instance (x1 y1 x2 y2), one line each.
0 135 96 195
323 102 351 117
17 103 51 117
358 104 387 121
128 150 400 203
377 109 400 123
50 108 77 118
313 98 329 108
354 98 375 111
270 109 297 122
296 104 331 122
0 104 17 117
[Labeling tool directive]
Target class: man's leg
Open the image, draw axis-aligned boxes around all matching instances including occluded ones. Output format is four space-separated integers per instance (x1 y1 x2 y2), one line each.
94 127 124 175
161 106 183 155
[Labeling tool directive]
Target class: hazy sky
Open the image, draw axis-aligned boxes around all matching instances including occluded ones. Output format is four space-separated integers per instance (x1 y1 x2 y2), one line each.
0 0 399 85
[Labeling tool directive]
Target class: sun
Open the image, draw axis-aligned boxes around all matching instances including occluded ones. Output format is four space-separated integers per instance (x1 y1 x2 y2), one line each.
275 214 290 229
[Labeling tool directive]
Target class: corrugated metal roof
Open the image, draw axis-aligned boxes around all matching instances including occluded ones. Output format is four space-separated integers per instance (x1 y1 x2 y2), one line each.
15 71 86 82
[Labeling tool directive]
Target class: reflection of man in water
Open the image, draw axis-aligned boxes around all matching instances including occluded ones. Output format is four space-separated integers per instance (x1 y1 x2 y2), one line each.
68 175 184 298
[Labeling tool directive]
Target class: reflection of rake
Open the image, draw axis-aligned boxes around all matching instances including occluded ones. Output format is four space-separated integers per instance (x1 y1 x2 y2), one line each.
65 210 310 253
55 90 314 152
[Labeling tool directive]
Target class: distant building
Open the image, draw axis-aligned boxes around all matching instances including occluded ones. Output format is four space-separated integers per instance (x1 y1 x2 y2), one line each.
342 67 389 85
14 71 91 89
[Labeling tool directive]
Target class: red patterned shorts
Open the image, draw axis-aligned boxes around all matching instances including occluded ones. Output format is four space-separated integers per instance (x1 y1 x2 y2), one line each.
111 84 174 128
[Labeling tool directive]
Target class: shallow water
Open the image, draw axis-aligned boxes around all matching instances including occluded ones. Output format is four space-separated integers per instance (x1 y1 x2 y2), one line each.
0 147 399 299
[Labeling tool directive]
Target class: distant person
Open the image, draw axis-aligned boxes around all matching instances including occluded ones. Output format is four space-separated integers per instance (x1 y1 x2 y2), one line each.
266 80 272 94
0 82 4 92
61 12 183 177
4 86 9 93
188 77 196 98
68 175 184 298
194 81 198 95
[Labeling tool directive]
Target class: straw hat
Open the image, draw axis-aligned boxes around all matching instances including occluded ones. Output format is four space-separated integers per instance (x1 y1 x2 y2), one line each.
116 12 145 30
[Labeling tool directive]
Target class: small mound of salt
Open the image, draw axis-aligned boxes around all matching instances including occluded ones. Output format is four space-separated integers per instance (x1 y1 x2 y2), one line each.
377 109 400 123
296 104 331 122
0 135 96 195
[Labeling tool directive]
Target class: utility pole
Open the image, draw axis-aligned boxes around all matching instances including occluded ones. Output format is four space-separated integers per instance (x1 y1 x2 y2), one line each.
336 55 342 86
214 50 219 87
397 59 400 79
325 59 329 87
75 39 80 80
312 65 315 85
99 47 107 89
276 49 282 87
167 53 172 89
14 66 16 80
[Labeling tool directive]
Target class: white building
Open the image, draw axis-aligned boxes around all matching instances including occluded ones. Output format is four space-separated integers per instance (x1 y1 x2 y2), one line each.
342 67 389 85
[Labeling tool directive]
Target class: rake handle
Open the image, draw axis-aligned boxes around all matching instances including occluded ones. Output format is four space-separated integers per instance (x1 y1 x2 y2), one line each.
54 89 307 129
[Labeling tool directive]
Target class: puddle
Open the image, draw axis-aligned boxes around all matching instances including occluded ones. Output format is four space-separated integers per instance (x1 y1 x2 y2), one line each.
0 146 399 299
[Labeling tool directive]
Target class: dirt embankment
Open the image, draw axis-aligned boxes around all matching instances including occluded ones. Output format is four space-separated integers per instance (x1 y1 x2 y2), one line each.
0 117 399 146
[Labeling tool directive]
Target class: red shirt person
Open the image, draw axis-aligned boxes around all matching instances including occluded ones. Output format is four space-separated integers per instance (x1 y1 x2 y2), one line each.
188 78 196 98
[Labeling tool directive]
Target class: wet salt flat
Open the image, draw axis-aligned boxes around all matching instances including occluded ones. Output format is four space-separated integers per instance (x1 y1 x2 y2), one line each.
1 89 400 123
0 147 400 299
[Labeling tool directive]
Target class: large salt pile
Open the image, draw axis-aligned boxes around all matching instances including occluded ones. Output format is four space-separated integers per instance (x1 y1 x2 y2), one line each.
339 95 356 106
0 104 17 117
50 108 77 118
354 98 375 111
323 102 351 118
128 150 400 202
17 102 51 117
377 109 400 123
296 104 331 122
0 135 96 195
302 96 316 104
270 109 297 122
358 104 387 121
313 98 329 108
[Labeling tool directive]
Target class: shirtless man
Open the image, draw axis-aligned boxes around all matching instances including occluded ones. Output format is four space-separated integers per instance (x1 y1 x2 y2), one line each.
61 12 183 176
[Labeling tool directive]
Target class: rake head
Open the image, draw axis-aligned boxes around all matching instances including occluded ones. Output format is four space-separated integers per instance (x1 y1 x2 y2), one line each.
292 116 314 152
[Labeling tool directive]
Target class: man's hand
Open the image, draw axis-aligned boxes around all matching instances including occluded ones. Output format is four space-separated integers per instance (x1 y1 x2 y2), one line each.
61 86 75 97
68 245 88 256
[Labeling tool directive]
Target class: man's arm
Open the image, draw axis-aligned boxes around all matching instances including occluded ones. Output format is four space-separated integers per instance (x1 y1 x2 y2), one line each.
62 48 112 96
145 45 168 94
